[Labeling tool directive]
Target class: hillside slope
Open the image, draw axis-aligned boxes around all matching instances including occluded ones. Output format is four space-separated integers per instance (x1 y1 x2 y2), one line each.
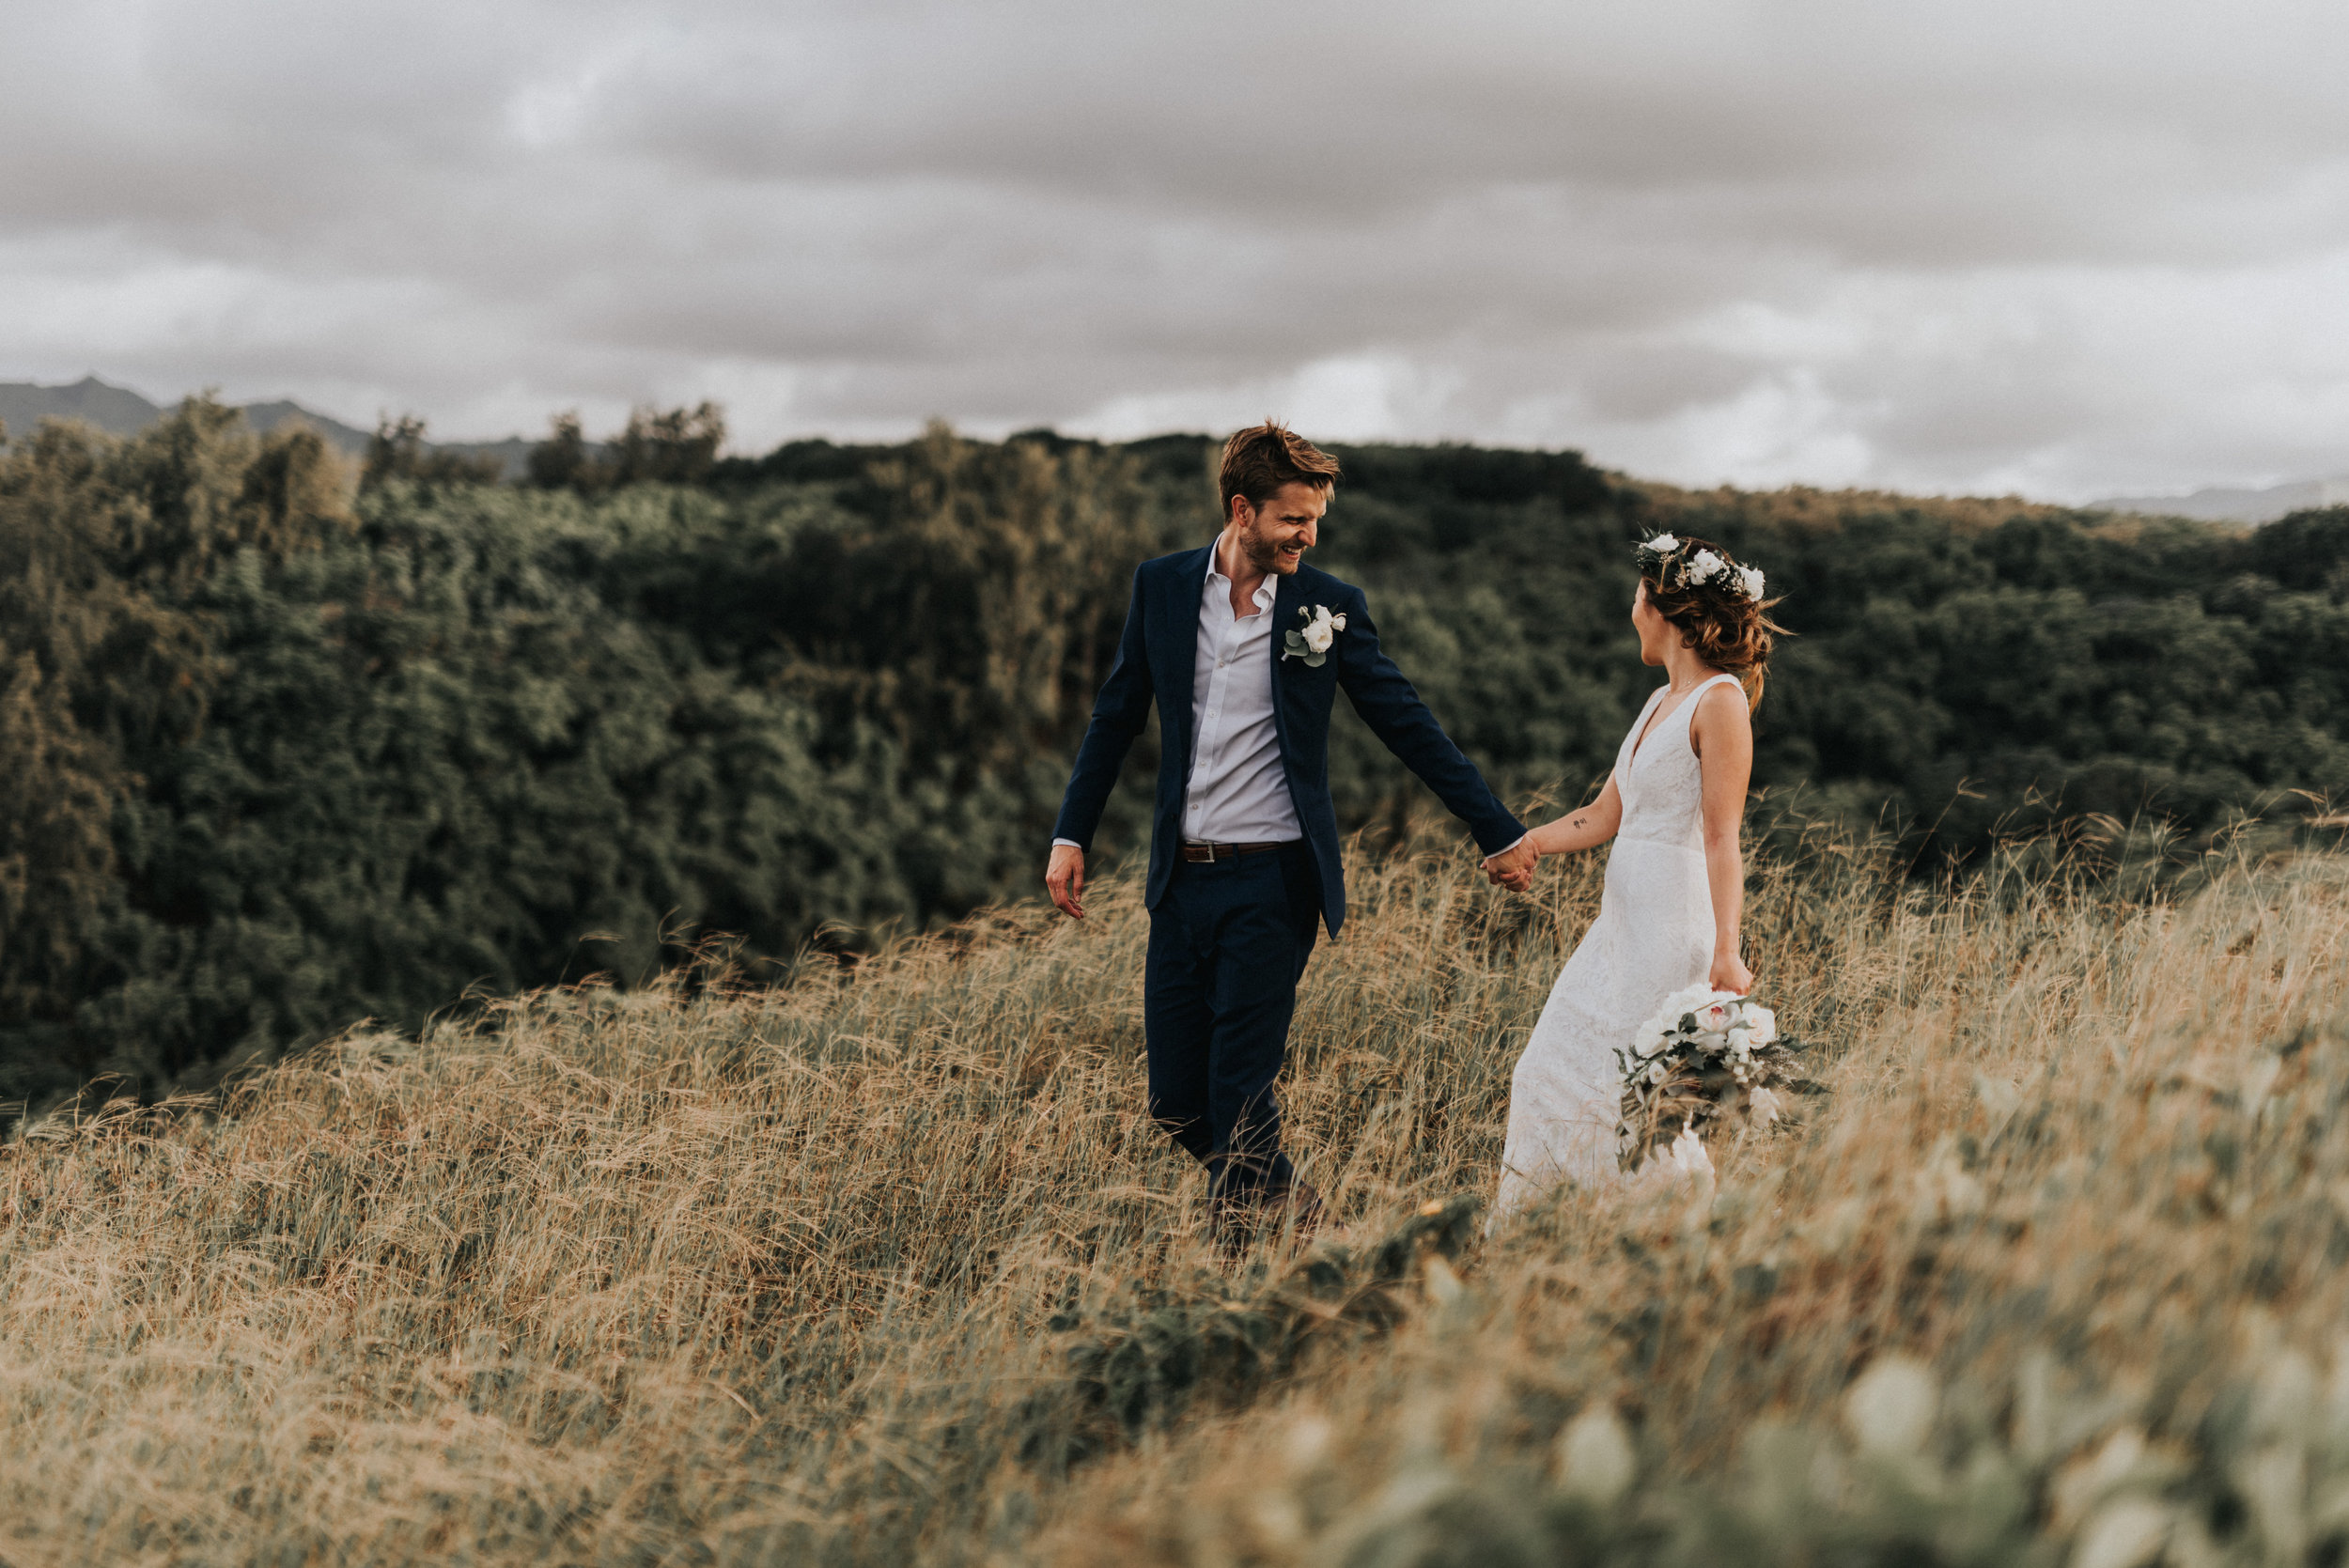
4 840 2346 1563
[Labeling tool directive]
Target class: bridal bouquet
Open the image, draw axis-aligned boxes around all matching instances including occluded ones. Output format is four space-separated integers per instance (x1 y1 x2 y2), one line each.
1616 986 1809 1172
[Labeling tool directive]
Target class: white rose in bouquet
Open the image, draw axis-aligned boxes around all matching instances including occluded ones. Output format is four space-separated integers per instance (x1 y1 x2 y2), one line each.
1662 984 1715 1021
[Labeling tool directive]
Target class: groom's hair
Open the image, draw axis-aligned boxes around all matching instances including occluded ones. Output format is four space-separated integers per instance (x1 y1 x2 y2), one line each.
1219 422 1340 520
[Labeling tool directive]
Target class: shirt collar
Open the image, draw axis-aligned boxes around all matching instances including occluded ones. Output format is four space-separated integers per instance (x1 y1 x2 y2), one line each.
1203 551 1278 610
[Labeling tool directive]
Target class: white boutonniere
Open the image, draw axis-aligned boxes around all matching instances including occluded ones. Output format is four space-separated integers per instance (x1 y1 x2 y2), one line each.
1283 604 1347 667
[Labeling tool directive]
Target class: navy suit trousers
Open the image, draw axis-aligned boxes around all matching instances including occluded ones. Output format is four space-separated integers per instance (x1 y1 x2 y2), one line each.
1143 843 1320 1201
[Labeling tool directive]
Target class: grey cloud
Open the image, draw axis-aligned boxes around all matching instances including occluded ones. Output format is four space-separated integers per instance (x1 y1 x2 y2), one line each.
7 0 2349 498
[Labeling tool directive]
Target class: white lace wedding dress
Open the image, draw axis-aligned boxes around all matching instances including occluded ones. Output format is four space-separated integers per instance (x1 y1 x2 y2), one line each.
1492 671 1743 1220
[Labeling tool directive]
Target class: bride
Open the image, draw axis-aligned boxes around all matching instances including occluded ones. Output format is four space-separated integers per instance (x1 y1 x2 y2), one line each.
1486 533 1782 1219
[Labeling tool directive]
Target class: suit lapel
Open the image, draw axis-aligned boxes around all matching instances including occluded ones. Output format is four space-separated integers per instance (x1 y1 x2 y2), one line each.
1160 546 1211 773
1268 567 1304 739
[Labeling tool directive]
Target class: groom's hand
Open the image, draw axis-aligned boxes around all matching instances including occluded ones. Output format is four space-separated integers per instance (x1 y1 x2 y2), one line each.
1046 844 1087 919
1482 836 1538 893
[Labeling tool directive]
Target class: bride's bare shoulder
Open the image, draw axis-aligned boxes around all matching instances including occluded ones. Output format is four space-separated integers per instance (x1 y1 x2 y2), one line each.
1695 676 1748 719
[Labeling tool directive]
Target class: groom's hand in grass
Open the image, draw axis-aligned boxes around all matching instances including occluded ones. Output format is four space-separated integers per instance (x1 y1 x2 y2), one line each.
1482 836 1538 893
1047 844 1087 919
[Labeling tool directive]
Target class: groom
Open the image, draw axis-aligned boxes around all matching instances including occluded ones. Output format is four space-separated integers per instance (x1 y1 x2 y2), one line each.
1046 423 1537 1240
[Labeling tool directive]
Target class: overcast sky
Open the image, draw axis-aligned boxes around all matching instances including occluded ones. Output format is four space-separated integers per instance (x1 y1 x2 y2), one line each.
6 1 2349 500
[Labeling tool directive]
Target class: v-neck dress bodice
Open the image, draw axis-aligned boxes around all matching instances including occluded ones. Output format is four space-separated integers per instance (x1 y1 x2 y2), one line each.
1493 673 1743 1219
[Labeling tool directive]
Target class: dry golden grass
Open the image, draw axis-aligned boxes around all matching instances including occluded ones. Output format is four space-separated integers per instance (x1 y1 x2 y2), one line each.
5 835 2347 1564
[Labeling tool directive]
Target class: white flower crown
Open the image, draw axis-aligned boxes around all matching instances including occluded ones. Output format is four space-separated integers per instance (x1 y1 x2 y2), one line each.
1635 533 1767 601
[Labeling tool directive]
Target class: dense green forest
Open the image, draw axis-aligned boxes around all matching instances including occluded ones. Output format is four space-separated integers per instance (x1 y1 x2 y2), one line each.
4 399 2347 1114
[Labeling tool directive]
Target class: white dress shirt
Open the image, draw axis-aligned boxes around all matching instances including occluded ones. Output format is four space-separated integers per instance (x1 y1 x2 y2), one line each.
1178 558 1302 844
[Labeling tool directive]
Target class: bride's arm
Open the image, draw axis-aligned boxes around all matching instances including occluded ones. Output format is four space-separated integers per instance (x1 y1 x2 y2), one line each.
1692 684 1756 993
1524 774 1625 859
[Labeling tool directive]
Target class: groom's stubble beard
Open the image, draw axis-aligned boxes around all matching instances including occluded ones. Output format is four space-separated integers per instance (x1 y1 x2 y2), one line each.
1237 513 1305 576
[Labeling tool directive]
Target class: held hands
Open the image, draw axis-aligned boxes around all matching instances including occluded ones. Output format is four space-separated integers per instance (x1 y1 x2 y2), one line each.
1046 844 1086 919
1481 836 1539 893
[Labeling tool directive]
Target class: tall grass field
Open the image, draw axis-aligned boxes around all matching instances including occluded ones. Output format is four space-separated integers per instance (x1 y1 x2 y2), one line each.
5 833 2348 1565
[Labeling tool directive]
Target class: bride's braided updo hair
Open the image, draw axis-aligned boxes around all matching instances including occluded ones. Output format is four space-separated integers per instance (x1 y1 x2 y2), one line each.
1634 532 1787 708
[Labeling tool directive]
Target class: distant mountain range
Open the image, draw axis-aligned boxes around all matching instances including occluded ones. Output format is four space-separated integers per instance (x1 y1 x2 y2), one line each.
0 376 536 477
2087 478 2349 527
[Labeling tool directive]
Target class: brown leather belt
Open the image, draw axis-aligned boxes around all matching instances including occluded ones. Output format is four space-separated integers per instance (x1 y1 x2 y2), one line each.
1180 841 1285 862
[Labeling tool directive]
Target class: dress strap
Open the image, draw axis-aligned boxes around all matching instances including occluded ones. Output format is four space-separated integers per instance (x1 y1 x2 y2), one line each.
1697 671 1743 700
1677 672 1744 730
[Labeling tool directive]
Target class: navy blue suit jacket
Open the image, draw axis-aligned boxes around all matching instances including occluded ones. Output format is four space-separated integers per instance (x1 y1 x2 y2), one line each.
1051 546 1526 937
